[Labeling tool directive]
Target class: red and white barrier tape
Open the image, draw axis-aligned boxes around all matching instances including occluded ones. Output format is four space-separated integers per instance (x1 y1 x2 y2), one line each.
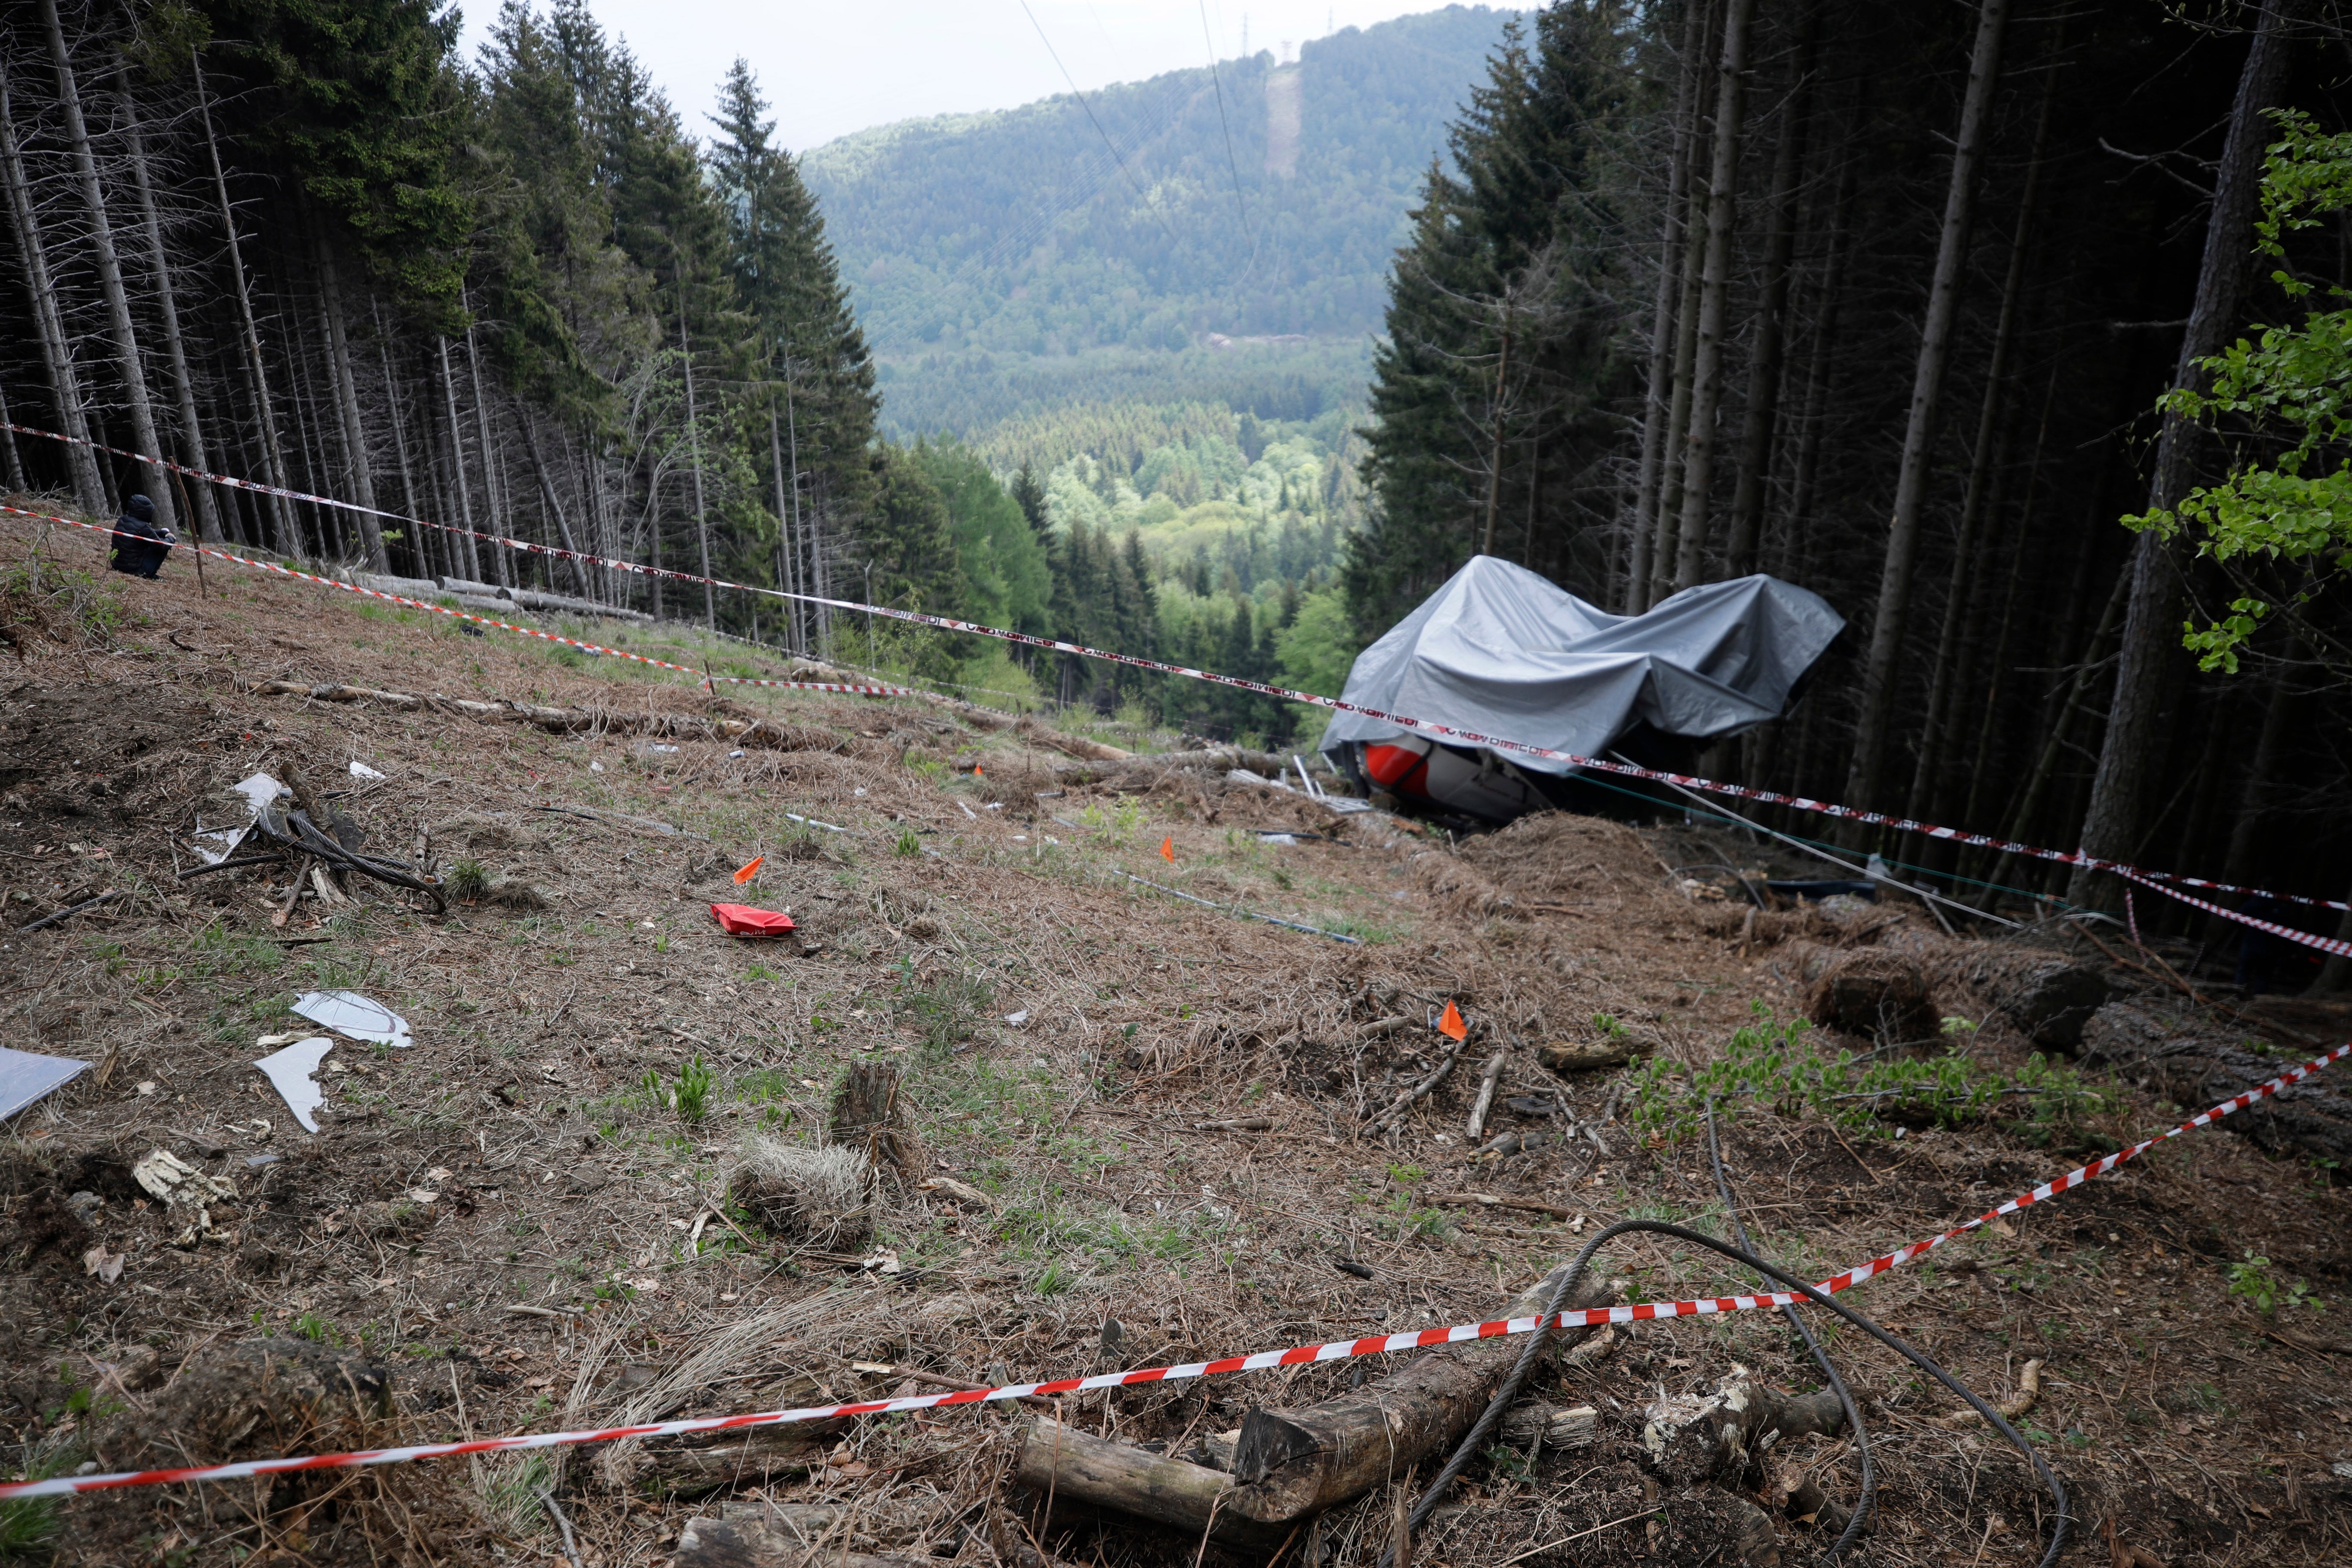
10 416 2348 919
3 1040 2341 1502
1 505 917 700
2123 867 2352 959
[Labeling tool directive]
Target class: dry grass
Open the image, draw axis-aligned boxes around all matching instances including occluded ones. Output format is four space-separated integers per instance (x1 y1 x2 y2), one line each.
0 530 2348 1567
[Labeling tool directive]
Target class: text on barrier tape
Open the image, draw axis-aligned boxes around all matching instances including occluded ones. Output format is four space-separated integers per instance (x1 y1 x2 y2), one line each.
2 1041 2340 1502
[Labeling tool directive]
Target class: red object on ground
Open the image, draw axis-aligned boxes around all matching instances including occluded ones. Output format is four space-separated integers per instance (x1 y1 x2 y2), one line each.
1160 835 1176 862
710 902 796 937
1437 1000 1469 1041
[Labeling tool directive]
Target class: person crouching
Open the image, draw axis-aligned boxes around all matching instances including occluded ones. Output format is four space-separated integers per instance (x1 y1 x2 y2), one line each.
107 493 176 579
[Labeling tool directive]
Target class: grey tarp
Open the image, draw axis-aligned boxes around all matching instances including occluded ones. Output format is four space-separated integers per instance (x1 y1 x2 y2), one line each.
1320 556 1844 773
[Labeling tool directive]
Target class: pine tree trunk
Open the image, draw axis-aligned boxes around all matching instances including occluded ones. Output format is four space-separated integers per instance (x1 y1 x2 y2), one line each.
309 220 387 570
1905 61 2055 820
0 377 25 492
113 58 223 542
435 335 484 583
680 290 717 629
1777 96 1860 574
2067 0 2300 907
1480 318 1512 555
1979 566 2130 905
1666 0 1758 591
1948 361 2060 841
1721 8 1818 579
2218 655 2297 891
1842 0 2010 828
464 316 511 588
194 49 294 555
0 65 105 513
372 304 422 573
41 0 175 532
516 407 597 600
1626 0 1711 610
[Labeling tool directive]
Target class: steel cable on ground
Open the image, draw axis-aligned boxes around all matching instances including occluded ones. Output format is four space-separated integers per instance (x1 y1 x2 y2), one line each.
1405 1220 2066 1568
0 1040 2340 1503
7 417 2352 929
1708 1099 1873 1560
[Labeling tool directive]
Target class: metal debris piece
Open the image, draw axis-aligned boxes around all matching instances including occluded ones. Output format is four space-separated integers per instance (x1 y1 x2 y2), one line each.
253 1037 337 1132
191 771 288 865
293 990 412 1048
0 1046 90 1121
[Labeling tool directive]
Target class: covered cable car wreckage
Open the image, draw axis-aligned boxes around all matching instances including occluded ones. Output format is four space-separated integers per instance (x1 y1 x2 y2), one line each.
1320 556 1844 824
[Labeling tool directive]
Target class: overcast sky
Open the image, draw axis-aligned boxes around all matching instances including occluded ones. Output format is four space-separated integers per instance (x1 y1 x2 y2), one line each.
456 2 1510 155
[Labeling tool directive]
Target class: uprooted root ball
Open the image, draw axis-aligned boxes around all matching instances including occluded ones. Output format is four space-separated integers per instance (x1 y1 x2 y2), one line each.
727 1138 875 1250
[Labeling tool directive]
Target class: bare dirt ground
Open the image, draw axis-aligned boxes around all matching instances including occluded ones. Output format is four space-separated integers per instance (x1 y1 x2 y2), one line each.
3 527 2350 1568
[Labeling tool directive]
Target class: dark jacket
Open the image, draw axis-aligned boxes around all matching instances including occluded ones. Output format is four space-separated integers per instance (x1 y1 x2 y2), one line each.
107 493 175 579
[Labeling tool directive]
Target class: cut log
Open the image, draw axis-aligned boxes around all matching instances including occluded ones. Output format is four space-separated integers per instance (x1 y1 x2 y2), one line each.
1536 1038 1649 1073
1497 1402 1597 1451
2082 1000 2352 1167
630 1428 829 1494
1640 1374 1844 1489
714 1500 927 1544
1223 1263 1616 1525
676 1516 923 1568
1013 1418 1279 1546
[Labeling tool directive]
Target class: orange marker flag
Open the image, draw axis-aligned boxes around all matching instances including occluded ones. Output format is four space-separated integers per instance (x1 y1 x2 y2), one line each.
733 855 765 885
1437 1000 1468 1041
1160 835 1176 863
974 763 984 776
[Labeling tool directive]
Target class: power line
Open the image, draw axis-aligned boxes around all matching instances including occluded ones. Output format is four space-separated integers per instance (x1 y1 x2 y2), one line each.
1200 0 1254 243
1017 0 1184 248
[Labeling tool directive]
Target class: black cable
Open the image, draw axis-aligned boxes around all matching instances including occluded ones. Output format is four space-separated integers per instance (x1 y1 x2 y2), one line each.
1198 0 1254 243
1404 1219 2069 1568
1018 1 1185 249
1706 1100 1873 1559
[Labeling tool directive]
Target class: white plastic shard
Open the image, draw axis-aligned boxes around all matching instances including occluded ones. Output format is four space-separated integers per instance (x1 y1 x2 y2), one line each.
0 1047 90 1121
349 760 386 780
253 1037 337 1133
190 771 289 865
293 990 412 1048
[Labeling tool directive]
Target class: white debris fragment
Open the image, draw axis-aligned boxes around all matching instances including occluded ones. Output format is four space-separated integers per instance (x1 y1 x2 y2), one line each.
132 1148 237 1207
293 990 412 1048
1003 1010 1031 1028
83 1246 124 1283
190 771 288 865
252 1037 337 1133
349 760 387 780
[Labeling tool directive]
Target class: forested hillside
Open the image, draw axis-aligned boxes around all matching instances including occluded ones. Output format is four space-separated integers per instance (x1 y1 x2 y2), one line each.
800 6 1516 435
0 0 1497 754
1351 0 2352 938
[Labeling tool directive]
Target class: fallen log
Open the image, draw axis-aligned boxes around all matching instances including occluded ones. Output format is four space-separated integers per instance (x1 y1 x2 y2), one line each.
2081 1000 2352 1167
675 1515 924 1568
1014 1262 1616 1539
1015 1417 1279 1546
1223 1262 1616 1524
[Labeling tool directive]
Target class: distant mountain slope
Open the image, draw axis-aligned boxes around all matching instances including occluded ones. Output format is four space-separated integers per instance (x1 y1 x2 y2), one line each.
799 6 1521 435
